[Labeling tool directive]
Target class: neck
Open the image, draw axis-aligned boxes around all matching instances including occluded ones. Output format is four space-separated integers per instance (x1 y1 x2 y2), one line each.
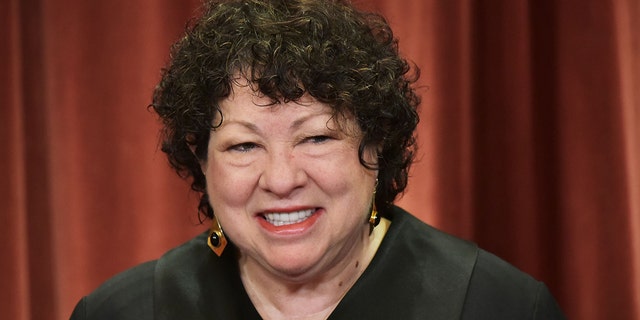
239 218 390 320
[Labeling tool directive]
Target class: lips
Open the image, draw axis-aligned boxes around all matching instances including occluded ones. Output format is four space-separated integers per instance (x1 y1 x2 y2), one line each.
263 208 316 226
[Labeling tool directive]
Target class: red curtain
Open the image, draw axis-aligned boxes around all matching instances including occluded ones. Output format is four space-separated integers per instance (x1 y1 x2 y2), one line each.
2 0 638 319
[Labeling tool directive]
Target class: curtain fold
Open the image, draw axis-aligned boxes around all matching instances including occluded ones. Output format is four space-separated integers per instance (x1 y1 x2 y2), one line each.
2 0 638 319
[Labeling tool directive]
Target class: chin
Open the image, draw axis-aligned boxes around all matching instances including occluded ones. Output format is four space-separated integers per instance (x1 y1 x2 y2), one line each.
264 253 325 281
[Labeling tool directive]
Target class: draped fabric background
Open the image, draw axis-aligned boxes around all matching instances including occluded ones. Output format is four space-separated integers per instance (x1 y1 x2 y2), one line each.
2 0 638 319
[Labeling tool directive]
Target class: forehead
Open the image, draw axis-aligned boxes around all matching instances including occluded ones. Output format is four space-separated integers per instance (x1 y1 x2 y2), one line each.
215 81 358 134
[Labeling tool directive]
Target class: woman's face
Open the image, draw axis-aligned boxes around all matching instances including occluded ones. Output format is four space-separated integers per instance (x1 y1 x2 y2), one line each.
204 82 377 280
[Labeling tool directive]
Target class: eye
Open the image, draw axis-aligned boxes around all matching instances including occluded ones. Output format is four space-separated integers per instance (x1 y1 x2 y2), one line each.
304 135 332 144
228 142 259 152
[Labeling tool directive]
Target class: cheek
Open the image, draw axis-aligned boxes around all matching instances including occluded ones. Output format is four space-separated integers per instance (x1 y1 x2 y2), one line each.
205 160 256 209
311 153 376 199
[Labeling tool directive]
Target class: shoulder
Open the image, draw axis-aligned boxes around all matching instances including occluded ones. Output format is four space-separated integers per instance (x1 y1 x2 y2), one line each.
386 206 478 267
69 260 156 320
69 233 210 320
462 249 566 319
387 206 565 319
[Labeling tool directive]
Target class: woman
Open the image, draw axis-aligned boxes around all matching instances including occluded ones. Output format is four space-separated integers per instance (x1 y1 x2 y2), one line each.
71 0 565 319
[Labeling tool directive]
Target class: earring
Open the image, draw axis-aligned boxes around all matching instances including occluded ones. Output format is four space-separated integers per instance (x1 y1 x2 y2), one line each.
207 214 227 256
369 179 380 234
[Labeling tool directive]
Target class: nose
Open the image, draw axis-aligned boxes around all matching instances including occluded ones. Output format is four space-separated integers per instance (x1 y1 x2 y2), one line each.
258 149 307 197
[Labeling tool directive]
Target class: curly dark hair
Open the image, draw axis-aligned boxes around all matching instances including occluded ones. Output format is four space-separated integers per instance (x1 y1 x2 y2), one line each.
151 0 420 220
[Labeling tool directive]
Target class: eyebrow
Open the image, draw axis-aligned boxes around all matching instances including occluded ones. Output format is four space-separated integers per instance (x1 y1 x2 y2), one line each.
224 120 260 132
290 112 324 130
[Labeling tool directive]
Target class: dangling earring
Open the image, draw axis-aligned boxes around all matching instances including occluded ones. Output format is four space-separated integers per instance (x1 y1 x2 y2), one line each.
207 214 227 256
369 178 380 234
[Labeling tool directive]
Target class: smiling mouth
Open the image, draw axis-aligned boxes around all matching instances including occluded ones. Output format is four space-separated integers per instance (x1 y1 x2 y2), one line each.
263 209 316 226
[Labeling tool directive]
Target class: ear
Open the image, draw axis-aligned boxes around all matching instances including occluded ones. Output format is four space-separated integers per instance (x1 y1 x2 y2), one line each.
371 143 383 161
195 148 207 175
188 143 197 155
186 138 207 174
361 143 380 168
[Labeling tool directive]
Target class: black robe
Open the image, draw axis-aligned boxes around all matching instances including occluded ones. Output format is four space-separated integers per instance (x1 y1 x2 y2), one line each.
70 206 566 319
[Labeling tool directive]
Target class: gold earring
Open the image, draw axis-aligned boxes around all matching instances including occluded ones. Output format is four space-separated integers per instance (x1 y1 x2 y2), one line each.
369 179 380 234
207 214 227 256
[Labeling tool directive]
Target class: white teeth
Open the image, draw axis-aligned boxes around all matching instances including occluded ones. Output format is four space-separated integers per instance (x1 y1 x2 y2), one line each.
264 209 315 226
